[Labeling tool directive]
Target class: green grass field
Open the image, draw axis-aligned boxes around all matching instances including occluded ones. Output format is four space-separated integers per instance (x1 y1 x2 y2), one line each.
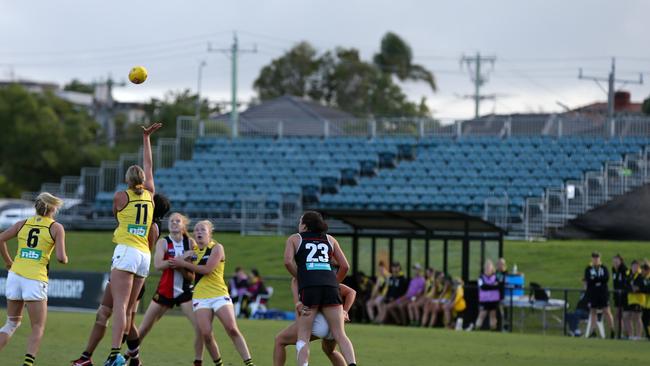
1 232 650 365
4 232 650 311
0 312 649 366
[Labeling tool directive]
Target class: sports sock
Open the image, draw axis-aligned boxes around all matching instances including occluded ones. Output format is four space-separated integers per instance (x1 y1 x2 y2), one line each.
126 338 140 358
194 360 203 366
348 364 357 366
214 358 223 366
244 358 255 366
23 354 35 366
107 347 121 360
81 351 92 360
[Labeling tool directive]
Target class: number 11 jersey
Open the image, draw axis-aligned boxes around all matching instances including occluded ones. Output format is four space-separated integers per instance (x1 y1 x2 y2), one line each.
12 215 56 282
113 189 154 254
294 232 338 291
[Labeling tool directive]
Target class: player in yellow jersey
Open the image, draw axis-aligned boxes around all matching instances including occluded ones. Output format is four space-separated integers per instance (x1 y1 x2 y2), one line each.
104 123 161 366
71 193 170 366
169 220 255 366
0 192 68 366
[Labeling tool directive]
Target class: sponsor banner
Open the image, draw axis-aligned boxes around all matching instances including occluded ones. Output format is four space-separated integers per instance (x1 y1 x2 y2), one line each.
0 270 107 310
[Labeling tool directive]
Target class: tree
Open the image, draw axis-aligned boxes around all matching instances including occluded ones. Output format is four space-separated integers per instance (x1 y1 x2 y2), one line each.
253 42 322 100
643 96 650 115
63 79 95 94
0 84 101 196
373 32 437 92
253 33 435 118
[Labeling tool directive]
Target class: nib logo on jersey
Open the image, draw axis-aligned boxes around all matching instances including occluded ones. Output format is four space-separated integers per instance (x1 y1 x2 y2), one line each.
307 262 331 271
127 224 147 237
20 248 42 260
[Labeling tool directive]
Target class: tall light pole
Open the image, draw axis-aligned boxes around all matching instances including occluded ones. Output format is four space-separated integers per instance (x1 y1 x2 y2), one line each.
196 60 207 120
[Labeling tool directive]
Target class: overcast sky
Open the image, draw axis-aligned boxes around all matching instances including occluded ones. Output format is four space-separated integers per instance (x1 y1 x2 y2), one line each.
1 0 649 121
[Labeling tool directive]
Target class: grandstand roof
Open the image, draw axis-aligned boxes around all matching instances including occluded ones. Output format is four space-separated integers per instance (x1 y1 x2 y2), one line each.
321 209 505 236
321 209 504 281
215 95 353 136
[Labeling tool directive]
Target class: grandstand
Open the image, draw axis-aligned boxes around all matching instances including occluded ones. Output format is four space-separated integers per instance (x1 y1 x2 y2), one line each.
32 112 650 239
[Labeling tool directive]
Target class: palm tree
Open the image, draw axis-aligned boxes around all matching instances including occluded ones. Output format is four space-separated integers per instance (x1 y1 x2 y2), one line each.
373 32 437 92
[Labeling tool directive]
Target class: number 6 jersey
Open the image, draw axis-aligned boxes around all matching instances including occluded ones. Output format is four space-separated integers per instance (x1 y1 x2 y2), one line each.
113 189 154 253
12 215 56 282
294 232 338 290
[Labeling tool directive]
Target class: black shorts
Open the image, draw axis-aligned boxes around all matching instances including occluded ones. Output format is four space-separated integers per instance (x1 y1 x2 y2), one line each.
625 304 643 312
613 292 628 308
588 292 609 309
152 291 192 308
480 301 500 311
299 286 342 307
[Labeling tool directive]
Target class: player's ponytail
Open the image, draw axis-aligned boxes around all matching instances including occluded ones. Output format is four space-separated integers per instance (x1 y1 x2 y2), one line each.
35 192 63 217
300 211 328 234
125 165 146 195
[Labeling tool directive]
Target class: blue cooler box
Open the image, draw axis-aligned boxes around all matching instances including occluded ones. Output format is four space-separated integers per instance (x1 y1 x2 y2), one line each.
505 274 524 297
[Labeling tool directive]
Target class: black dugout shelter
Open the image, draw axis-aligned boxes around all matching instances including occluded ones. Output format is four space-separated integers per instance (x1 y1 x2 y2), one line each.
321 210 505 282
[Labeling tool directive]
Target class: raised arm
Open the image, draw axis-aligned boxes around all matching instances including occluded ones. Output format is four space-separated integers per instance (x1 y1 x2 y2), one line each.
0 220 24 269
141 122 162 194
51 222 68 264
284 235 299 278
329 235 349 282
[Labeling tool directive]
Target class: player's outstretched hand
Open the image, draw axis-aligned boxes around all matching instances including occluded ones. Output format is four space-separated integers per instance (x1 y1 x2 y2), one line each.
142 122 163 136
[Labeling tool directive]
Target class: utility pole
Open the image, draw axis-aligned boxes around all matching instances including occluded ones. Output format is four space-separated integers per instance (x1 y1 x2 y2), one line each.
460 52 496 119
579 57 644 125
208 32 257 138
94 75 125 147
196 60 207 120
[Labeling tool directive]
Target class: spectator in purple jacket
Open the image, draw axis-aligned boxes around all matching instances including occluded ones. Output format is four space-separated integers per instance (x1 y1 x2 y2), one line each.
472 260 500 331
386 264 426 325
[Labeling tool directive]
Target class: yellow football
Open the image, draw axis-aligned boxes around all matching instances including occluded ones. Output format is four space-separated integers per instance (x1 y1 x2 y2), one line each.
128 66 148 84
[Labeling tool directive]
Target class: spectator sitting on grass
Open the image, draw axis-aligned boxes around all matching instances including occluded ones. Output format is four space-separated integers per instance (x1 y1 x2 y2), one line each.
386 264 426 326
231 266 250 317
421 271 445 328
376 262 407 324
443 276 466 330
366 262 389 323
407 267 435 326
566 292 590 337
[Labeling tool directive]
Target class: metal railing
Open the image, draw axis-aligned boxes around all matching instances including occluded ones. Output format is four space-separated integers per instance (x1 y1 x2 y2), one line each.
24 114 650 234
521 147 650 239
